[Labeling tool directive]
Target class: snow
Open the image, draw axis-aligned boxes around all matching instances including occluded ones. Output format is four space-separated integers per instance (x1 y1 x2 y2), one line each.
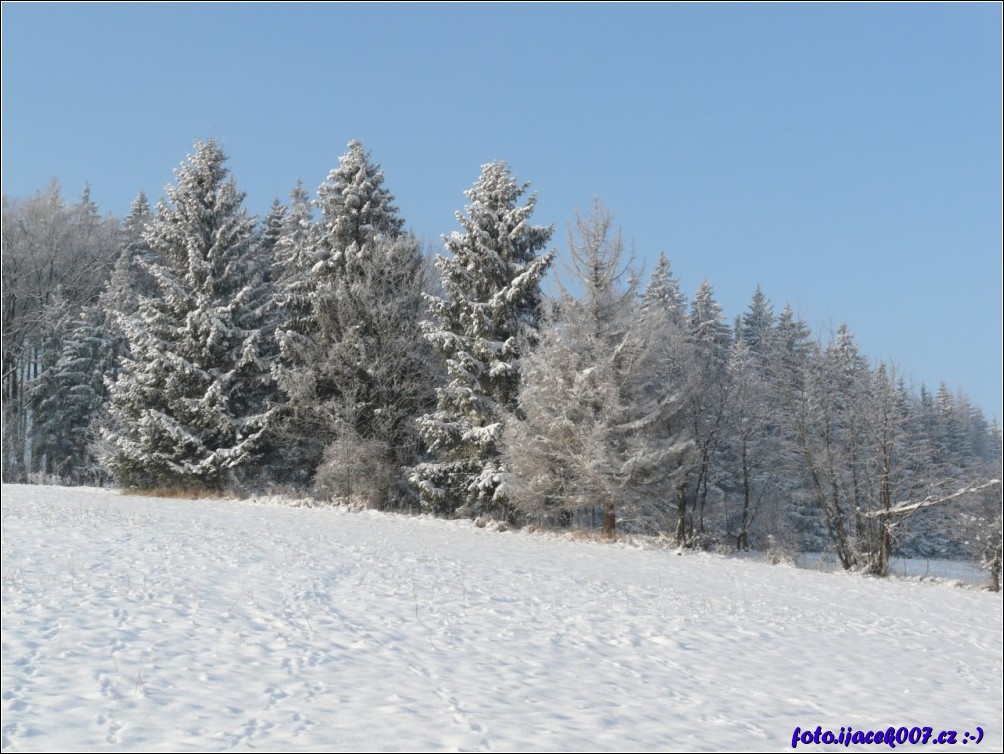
2 484 1001 752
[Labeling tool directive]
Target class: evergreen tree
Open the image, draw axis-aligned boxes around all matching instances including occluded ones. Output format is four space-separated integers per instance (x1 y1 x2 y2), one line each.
101 192 155 358
762 303 821 551
272 181 318 353
722 335 775 550
741 284 774 358
934 382 970 466
690 280 732 370
641 252 687 328
260 199 287 257
101 139 272 490
27 289 73 480
256 197 289 340
412 161 554 519
774 304 814 381
314 140 405 278
309 233 437 507
272 142 428 498
30 299 114 484
679 279 732 544
721 287 781 550
268 182 320 484
224 196 289 488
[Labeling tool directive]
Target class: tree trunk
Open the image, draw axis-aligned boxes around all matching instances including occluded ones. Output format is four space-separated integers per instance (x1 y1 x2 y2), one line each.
602 499 616 540
675 482 687 546
738 447 751 551
989 548 1001 593
876 472 893 577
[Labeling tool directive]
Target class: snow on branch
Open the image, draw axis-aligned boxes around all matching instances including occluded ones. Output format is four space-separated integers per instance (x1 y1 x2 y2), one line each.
863 480 1002 519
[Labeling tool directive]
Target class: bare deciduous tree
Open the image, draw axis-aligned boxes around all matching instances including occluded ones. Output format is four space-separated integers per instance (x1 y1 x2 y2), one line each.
2 184 119 482
505 203 692 538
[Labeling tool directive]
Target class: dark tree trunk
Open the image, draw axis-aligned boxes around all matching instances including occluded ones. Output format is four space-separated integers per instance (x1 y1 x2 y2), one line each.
602 500 616 540
675 482 687 546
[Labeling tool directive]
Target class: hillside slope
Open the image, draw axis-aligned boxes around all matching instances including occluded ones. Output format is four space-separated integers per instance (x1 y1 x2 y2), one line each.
2 485 1001 752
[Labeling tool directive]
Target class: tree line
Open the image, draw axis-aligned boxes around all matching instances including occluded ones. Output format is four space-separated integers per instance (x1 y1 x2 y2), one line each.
2 138 1000 586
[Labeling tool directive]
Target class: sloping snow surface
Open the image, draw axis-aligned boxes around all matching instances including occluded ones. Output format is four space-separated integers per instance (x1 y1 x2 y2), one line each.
2 485 1001 752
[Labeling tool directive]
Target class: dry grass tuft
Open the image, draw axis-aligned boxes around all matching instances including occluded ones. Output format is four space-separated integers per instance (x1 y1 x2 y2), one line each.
568 528 615 543
120 487 233 500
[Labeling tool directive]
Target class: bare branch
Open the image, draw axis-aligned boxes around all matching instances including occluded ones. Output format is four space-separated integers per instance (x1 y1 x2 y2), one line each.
863 480 1002 519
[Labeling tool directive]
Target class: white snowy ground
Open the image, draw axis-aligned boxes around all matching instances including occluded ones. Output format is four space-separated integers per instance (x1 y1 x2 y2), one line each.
2 485 1001 753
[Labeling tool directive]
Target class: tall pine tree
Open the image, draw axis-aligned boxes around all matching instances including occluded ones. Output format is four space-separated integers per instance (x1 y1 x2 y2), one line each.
412 161 554 519
272 141 430 500
679 279 733 544
101 139 273 491
30 298 115 484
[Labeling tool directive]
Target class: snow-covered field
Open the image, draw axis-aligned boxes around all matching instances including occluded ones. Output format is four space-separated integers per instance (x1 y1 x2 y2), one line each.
2 485 1001 752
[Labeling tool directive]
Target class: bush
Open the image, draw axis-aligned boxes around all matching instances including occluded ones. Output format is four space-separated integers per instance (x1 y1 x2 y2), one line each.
311 431 394 509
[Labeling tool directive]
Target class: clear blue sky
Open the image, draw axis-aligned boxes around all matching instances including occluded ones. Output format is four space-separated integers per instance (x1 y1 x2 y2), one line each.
3 3 1001 420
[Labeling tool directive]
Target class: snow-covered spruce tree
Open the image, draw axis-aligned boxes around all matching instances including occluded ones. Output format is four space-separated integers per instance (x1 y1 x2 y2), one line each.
767 303 823 551
212 195 288 491
718 287 787 552
29 298 115 485
274 141 407 456
101 139 273 491
267 182 319 485
314 140 406 272
90 192 156 483
271 181 317 356
678 279 732 546
932 382 971 469
722 335 774 551
274 142 434 506
101 192 156 333
740 284 774 358
254 198 288 353
26 288 74 482
906 383 995 558
641 252 688 329
307 232 437 508
639 251 697 534
412 161 554 520
504 204 691 538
